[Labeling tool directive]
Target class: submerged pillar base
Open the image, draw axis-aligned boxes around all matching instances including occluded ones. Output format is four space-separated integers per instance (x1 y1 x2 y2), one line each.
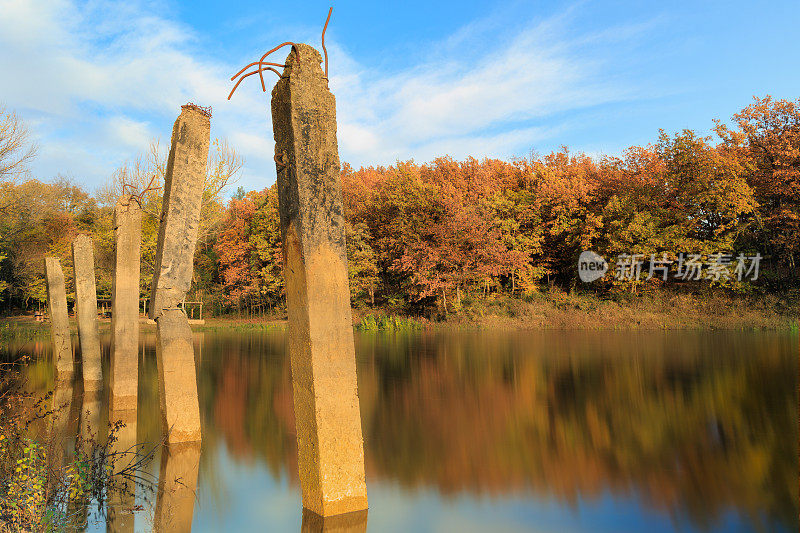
106 409 137 533
155 308 201 444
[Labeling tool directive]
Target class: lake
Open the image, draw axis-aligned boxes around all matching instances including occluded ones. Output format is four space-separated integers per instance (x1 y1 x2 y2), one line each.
6 328 799 532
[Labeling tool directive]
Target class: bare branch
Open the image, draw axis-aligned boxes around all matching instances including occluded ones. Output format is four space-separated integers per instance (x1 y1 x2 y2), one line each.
0 106 37 182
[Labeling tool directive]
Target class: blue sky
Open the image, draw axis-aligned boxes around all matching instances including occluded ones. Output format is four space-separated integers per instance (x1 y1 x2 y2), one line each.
0 0 797 193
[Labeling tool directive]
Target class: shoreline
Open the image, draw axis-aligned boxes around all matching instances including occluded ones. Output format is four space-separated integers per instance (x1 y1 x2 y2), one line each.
1 292 796 341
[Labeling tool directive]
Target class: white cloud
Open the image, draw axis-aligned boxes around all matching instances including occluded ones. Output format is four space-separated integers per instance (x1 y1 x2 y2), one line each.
0 0 269 188
105 116 152 148
328 10 645 168
0 0 648 192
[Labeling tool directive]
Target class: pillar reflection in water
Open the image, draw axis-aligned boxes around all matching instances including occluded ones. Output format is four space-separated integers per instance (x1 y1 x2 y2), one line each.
153 442 201 533
106 409 138 533
301 509 367 533
71 389 102 527
50 378 76 470
79 389 102 448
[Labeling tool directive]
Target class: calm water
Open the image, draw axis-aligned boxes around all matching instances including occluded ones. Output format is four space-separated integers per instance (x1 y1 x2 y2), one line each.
6 329 799 532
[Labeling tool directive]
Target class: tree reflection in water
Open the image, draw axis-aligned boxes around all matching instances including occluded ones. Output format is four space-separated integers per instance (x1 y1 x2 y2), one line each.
10 329 798 531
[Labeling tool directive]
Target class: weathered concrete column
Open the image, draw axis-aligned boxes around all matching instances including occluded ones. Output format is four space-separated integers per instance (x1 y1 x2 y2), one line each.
153 442 201 533
44 257 73 379
110 196 142 414
72 234 103 391
148 105 209 320
271 43 368 516
149 104 209 444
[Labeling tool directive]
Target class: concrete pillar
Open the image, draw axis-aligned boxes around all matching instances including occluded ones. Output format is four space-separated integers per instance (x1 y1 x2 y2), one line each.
148 105 209 320
111 196 142 414
44 257 73 379
72 234 103 391
149 104 209 445
153 442 201 533
271 43 368 516
301 509 368 533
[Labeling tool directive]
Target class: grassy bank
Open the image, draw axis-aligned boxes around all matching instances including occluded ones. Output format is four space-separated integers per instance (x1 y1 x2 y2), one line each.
0 290 796 341
427 289 798 331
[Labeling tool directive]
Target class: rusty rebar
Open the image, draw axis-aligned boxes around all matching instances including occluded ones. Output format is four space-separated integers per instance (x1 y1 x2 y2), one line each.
256 42 299 69
231 61 287 91
181 102 212 118
274 153 287 171
227 7 331 100
228 42 298 100
322 7 332 79
227 66 283 100
121 171 162 208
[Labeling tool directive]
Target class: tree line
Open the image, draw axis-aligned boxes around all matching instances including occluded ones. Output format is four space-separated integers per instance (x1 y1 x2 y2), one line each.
0 96 797 317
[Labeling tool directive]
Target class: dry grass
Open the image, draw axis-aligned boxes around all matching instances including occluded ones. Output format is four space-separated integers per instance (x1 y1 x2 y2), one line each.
445 288 798 331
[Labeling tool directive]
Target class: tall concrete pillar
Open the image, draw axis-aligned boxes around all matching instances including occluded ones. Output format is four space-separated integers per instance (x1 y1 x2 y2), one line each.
44 257 73 379
148 105 209 320
153 442 201 533
111 196 142 414
149 104 209 444
72 234 103 391
271 43 368 516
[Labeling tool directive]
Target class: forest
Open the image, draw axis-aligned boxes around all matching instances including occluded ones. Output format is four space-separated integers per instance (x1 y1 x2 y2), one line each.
0 96 797 318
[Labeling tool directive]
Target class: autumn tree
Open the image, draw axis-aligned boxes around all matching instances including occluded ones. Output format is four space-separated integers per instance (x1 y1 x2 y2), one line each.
248 186 284 308
527 148 603 287
715 96 800 277
215 195 259 312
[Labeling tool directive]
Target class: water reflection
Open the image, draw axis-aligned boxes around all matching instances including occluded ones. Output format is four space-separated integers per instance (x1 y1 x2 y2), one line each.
301 508 367 532
106 409 137 533
51 378 77 470
153 442 201 532
79 390 102 447
4 329 798 532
